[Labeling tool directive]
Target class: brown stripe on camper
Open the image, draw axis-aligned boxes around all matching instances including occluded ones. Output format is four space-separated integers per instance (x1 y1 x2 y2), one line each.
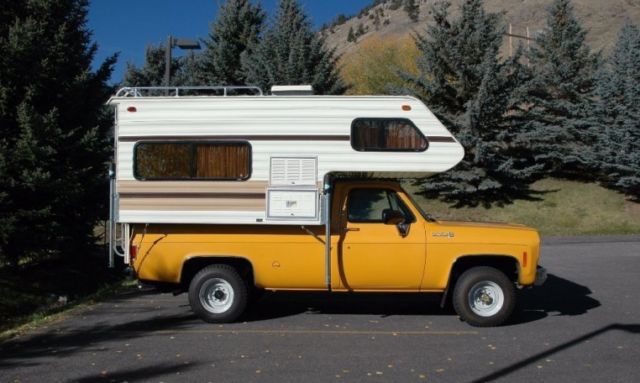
117 180 268 195
121 192 265 199
427 136 457 143
119 195 266 211
118 135 351 142
119 134 456 143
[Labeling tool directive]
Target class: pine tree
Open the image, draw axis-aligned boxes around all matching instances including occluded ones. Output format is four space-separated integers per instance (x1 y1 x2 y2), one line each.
518 0 600 178
0 0 116 265
373 12 381 30
389 0 403 11
197 0 265 85
347 26 356 42
595 21 640 199
122 43 193 86
404 0 542 206
404 0 420 22
241 0 347 95
357 23 367 37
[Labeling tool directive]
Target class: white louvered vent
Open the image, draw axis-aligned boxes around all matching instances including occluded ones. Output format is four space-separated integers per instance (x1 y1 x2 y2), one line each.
270 157 317 186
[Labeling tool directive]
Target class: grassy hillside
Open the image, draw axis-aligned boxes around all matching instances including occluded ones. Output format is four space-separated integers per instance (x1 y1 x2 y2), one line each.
406 178 640 237
325 0 640 59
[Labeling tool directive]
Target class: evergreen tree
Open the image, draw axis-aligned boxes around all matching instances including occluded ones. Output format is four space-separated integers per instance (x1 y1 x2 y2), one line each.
347 26 356 42
177 51 202 86
241 0 347 95
373 12 382 30
404 0 541 206
357 23 367 37
122 43 194 86
198 0 265 85
389 0 403 11
404 0 420 22
0 0 116 265
518 0 600 178
595 21 640 199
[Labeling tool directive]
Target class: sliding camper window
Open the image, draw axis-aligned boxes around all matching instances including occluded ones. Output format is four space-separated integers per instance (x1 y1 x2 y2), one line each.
351 118 428 152
133 141 251 181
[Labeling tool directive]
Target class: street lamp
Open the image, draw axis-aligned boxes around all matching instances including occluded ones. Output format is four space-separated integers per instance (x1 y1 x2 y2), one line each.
164 36 201 88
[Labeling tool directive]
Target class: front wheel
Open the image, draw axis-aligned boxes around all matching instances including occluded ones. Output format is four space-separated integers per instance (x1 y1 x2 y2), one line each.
188 264 248 323
452 266 515 327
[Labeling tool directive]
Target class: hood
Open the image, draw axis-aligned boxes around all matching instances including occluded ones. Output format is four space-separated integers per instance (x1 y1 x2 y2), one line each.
429 220 539 246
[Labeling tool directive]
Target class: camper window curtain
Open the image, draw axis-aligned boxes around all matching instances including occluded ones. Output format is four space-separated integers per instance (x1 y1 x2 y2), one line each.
134 142 251 180
351 118 428 152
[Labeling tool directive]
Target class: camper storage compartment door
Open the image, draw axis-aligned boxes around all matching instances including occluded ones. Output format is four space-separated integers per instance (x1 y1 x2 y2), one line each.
267 156 319 222
267 189 319 220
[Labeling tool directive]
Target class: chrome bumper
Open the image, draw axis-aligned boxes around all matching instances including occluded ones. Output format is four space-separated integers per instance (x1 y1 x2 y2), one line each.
534 266 547 286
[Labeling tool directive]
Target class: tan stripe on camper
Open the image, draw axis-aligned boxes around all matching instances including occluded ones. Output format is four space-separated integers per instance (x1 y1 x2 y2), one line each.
117 180 268 195
119 195 266 211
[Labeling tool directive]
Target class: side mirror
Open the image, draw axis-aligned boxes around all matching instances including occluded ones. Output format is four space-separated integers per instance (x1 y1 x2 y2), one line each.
382 209 406 225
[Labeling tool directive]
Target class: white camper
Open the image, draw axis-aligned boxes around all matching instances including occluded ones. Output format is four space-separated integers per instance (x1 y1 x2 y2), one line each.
107 85 464 228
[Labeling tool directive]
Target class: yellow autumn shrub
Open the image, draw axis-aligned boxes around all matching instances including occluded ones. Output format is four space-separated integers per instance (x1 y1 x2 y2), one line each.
341 35 419 95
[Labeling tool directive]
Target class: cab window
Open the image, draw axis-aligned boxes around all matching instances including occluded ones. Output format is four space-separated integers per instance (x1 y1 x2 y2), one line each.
347 188 415 223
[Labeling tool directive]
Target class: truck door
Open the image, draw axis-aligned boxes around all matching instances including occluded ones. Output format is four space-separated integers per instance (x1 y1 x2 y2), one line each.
338 187 426 290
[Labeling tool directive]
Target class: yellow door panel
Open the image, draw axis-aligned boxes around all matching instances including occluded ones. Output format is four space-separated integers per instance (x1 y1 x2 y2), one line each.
339 223 425 289
338 187 426 290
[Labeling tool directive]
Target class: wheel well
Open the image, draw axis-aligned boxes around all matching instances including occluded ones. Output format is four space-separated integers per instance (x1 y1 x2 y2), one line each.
180 257 254 290
450 255 519 286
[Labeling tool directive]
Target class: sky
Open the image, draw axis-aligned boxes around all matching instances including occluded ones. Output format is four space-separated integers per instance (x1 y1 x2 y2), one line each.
88 0 374 84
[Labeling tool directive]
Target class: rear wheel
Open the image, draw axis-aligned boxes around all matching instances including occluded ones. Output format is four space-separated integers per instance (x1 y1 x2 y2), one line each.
188 264 248 323
452 266 515 327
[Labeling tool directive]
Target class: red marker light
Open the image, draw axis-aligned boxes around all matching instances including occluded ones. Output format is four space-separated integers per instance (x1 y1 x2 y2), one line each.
129 243 138 265
127 106 137 112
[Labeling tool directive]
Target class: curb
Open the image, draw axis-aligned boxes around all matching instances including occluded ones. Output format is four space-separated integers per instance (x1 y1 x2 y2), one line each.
542 235 640 245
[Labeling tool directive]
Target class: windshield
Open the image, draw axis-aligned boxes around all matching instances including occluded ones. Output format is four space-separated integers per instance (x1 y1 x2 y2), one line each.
399 184 437 222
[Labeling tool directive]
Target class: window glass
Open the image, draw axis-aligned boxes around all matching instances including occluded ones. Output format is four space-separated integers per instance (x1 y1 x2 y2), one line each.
351 118 428 152
347 188 415 223
195 143 250 179
134 142 250 180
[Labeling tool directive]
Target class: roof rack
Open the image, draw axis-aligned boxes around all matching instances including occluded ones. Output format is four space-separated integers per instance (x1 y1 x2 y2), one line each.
115 86 264 98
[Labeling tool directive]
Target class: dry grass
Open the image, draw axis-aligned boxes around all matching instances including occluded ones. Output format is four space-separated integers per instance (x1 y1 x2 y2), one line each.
405 178 640 237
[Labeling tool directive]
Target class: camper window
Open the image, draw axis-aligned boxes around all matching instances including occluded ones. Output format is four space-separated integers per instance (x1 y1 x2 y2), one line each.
351 118 428 152
134 141 251 181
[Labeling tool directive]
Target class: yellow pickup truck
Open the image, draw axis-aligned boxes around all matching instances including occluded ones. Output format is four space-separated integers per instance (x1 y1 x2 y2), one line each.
129 179 546 327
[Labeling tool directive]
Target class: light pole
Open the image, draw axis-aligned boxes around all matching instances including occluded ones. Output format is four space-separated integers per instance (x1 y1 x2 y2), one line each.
164 36 201 88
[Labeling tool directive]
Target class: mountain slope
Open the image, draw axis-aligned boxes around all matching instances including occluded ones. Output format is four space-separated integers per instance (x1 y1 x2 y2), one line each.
324 0 640 57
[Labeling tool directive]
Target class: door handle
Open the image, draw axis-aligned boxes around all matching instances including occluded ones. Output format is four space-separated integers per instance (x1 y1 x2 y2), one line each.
344 227 360 232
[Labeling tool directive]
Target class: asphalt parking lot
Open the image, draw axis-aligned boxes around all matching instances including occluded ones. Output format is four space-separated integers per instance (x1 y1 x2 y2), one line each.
1 236 639 383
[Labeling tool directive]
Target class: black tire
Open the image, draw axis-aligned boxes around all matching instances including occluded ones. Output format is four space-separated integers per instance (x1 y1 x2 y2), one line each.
452 266 515 327
188 264 248 323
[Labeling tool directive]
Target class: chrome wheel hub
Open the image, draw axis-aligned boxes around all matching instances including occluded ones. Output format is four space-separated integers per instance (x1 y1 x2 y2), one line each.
199 278 234 314
468 281 504 317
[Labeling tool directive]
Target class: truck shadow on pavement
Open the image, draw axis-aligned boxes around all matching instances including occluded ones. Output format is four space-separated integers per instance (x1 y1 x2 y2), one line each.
507 273 601 325
245 291 448 321
244 273 601 325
